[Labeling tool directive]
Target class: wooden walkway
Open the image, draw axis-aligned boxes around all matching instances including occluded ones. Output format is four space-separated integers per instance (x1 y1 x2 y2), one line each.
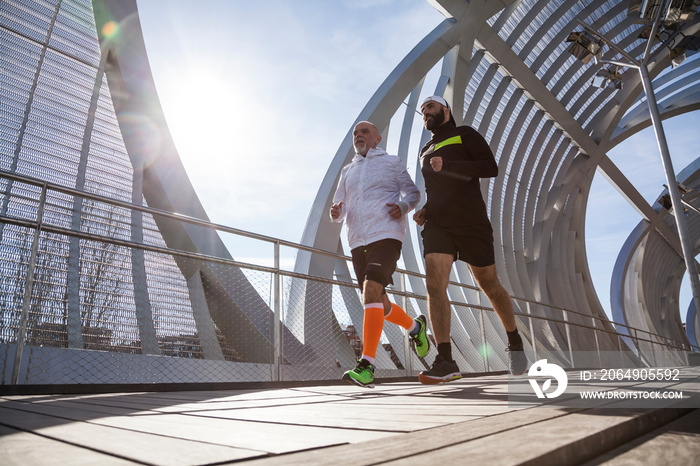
1 369 699 465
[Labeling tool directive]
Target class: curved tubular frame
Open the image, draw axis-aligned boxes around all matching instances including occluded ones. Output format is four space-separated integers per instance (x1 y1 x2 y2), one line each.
613 159 700 354
296 0 700 363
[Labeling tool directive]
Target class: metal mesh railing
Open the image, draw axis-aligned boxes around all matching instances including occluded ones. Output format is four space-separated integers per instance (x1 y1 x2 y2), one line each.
0 169 696 388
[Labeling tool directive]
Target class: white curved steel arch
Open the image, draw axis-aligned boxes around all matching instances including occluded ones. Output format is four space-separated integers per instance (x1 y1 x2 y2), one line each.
613 159 700 357
689 299 699 348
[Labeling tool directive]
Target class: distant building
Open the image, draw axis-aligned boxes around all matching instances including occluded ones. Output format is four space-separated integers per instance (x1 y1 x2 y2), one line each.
343 325 362 358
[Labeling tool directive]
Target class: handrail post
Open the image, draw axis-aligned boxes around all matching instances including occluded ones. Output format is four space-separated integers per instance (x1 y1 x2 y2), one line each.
562 310 574 368
273 240 281 382
400 272 412 376
479 306 488 372
526 301 537 362
618 330 624 366
12 182 48 385
592 316 602 368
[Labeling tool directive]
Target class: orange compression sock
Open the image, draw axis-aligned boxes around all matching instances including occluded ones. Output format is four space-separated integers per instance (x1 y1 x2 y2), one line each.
362 304 385 359
384 302 415 330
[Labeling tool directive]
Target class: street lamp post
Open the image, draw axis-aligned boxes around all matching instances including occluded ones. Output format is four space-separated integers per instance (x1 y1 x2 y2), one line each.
575 4 700 325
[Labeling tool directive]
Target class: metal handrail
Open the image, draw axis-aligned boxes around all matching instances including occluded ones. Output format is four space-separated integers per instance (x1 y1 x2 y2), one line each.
1 168 696 368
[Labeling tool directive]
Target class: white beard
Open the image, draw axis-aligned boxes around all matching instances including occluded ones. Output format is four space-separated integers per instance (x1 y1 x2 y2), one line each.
354 142 367 155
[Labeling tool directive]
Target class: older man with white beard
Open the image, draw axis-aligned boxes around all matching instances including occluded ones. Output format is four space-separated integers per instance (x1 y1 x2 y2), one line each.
330 120 427 388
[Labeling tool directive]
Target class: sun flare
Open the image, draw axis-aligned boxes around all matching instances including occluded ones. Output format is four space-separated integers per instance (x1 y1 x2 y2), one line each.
161 70 241 174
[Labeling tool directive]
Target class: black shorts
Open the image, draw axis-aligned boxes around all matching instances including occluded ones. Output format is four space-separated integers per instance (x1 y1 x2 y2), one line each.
421 225 495 267
350 239 402 290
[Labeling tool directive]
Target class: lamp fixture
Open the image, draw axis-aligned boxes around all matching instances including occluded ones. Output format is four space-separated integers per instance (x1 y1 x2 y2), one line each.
628 0 700 25
591 65 623 90
669 32 700 67
665 0 700 24
565 31 602 64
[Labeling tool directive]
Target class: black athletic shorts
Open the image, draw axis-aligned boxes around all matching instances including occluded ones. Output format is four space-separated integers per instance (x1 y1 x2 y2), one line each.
421 225 495 267
350 238 402 290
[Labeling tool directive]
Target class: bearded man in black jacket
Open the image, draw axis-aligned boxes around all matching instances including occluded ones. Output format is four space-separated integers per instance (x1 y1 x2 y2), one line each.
413 95 527 383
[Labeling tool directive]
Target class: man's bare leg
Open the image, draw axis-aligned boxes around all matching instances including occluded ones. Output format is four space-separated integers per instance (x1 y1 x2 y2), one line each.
363 279 389 313
419 252 463 384
424 252 454 344
469 264 516 332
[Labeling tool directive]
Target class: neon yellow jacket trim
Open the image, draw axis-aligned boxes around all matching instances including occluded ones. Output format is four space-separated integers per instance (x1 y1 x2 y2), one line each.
434 135 462 150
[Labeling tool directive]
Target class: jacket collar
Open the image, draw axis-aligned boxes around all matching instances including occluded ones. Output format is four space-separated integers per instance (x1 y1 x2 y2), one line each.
353 146 387 161
431 121 457 140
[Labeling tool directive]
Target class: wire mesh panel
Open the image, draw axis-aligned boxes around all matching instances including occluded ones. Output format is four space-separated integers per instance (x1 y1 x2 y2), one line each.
0 226 278 384
386 290 428 376
527 313 569 368
281 274 349 381
0 225 39 344
330 280 364 364
451 304 489 372
482 309 510 372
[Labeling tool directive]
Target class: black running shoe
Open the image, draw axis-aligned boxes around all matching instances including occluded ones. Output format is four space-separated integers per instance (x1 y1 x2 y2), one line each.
418 354 462 385
507 341 528 376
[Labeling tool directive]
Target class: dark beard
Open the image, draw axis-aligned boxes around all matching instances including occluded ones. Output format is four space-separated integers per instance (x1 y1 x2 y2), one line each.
425 108 445 131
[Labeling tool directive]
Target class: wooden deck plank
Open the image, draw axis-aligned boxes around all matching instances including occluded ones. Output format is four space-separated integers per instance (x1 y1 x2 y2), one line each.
243 406 577 465
24 393 514 432
584 409 700 465
12 395 462 432
1 398 400 453
186 404 482 431
61 379 507 413
16 390 514 433
0 406 265 465
0 424 138 466
379 403 697 465
55 392 354 413
89 411 399 452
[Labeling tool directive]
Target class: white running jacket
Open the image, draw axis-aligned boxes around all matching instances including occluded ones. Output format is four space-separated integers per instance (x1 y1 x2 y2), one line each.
331 147 420 250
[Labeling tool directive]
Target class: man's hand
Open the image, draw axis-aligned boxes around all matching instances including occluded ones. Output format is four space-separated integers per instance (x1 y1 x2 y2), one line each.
430 156 443 172
330 201 343 220
386 203 402 219
413 207 426 226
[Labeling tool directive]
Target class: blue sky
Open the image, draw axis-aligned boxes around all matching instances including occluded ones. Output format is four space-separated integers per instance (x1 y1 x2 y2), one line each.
136 0 700 324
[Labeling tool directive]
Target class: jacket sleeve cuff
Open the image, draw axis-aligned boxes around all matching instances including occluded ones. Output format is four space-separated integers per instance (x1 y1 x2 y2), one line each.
397 201 409 216
330 204 344 223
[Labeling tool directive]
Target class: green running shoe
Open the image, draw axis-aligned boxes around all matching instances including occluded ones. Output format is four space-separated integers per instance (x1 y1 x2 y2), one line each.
342 358 375 388
410 315 430 358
